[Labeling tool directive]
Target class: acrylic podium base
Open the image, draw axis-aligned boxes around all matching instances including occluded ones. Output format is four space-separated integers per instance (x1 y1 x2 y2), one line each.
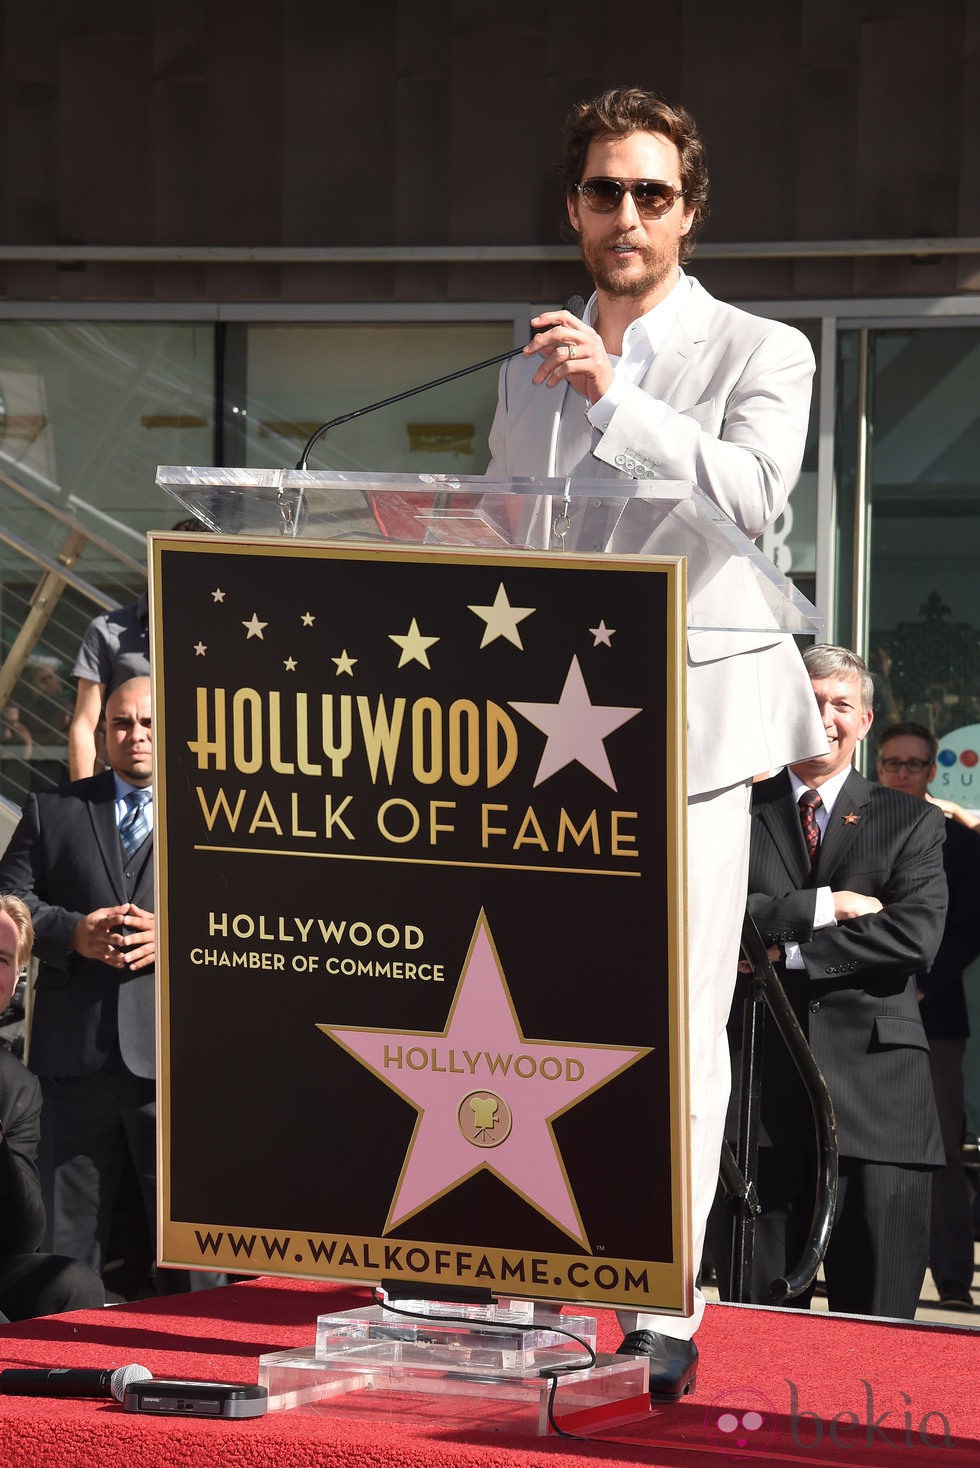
257 1298 651 1437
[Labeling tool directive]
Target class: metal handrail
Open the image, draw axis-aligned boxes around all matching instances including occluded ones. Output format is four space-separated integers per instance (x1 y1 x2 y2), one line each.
0 520 123 612
0 469 147 757
0 469 146 577
719 913 839 1305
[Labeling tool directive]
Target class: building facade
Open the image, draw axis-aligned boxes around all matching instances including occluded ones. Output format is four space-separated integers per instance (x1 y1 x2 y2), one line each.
0 0 977 789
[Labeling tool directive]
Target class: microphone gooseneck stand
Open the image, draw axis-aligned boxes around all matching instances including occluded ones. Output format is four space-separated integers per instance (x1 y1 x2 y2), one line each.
294 297 587 470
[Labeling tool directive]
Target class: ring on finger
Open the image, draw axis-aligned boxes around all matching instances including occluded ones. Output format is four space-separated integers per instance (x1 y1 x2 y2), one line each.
566 343 576 361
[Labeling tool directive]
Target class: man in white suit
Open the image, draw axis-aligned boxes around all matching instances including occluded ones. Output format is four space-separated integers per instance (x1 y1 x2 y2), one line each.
488 86 827 1400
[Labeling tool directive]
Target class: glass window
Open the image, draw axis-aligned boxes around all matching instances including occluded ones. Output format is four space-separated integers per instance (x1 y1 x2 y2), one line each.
835 325 980 800
229 323 513 476
0 322 215 551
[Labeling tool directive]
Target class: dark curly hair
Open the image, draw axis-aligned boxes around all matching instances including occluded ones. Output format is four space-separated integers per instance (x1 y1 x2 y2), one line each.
559 87 709 262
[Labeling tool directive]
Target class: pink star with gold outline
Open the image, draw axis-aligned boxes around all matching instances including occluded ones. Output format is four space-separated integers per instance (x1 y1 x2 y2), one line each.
320 912 648 1246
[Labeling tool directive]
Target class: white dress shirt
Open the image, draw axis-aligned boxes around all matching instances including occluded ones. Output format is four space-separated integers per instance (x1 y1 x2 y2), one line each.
585 272 692 428
782 766 853 968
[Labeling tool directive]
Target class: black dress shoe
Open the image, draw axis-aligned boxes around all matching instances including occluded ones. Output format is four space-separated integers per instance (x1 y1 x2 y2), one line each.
937 1281 974 1310
617 1329 698 1402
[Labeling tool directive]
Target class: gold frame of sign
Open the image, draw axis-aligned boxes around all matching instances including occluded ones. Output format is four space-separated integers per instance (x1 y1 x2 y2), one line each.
150 470 821 1328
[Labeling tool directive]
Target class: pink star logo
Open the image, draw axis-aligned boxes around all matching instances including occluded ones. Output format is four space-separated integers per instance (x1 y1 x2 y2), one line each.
509 655 641 791
320 912 648 1245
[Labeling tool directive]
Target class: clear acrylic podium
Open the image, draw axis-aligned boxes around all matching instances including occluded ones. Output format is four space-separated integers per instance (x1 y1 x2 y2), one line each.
155 466 821 1433
156 465 823 639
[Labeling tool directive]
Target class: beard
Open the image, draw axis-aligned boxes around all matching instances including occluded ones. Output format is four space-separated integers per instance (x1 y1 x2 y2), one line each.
578 230 679 300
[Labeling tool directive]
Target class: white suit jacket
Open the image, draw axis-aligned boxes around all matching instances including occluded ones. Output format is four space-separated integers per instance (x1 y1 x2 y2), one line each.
487 277 828 795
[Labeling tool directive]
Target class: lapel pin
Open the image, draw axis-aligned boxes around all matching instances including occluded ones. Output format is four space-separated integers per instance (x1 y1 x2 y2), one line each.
842 812 859 825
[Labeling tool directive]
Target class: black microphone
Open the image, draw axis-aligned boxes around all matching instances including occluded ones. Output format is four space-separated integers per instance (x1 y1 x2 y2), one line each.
295 295 588 469
0 1363 152 1402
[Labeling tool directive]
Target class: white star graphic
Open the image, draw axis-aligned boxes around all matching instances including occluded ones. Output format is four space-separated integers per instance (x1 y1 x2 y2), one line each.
211 588 225 604
301 612 315 627
589 620 615 647
468 582 535 649
389 617 439 669
332 650 357 676
242 613 268 640
509 656 641 790
194 642 207 657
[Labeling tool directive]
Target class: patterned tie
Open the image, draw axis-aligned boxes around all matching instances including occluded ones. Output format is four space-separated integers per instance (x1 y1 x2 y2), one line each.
119 788 151 861
798 788 822 866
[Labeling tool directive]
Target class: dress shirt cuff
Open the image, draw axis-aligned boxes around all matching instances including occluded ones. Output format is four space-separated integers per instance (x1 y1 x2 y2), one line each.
586 374 628 430
783 887 836 970
812 886 837 929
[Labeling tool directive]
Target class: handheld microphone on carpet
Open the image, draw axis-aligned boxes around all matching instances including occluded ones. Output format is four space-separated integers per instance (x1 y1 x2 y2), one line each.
295 295 588 469
0 1364 152 1402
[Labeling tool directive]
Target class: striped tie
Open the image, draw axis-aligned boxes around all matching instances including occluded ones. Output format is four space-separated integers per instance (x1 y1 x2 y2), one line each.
120 788 151 861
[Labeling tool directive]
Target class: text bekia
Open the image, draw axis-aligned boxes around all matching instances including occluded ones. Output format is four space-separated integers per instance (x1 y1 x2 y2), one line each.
788 1379 950 1449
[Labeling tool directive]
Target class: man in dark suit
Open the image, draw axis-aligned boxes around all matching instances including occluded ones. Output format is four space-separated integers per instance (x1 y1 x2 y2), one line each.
732 645 947 1319
0 677 159 1283
876 721 980 1311
0 893 104 1321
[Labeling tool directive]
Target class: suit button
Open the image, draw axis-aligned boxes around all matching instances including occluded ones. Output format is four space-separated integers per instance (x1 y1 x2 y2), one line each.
809 1001 820 1013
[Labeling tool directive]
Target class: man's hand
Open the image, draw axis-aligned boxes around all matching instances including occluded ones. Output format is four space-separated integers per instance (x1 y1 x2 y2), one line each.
110 903 156 972
525 308 615 404
832 890 884 920
72 903 155 971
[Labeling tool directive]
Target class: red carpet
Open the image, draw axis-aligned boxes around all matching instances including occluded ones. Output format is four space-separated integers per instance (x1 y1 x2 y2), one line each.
0 1278 976 1466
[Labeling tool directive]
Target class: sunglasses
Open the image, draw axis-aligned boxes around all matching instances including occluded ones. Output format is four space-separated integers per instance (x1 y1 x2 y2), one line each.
878 757 932 773
575 177 685 218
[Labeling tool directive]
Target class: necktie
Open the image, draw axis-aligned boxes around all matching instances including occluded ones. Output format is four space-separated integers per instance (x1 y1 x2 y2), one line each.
119 788 151 861
798 788 822 865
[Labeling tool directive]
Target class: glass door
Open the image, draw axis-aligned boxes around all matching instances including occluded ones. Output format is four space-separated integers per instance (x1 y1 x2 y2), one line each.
835 324 980 798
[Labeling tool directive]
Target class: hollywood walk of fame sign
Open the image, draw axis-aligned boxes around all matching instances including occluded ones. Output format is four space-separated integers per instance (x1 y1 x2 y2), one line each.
152 533 690 1313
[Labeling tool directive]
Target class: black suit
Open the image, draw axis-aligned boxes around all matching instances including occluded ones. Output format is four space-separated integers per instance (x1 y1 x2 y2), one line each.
0 770 155 1273
724 768 947 1318
919 819 980 1041
0 1046 104 1321
917 817 980 1293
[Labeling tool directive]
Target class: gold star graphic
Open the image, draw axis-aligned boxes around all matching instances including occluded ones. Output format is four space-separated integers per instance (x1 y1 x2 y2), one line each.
468 582 535 650
194 642 207 657
389 617 439 669
283 656 297 672
301 612 315 627
333 650 357 676
211 588 225 603
242 613 268 640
